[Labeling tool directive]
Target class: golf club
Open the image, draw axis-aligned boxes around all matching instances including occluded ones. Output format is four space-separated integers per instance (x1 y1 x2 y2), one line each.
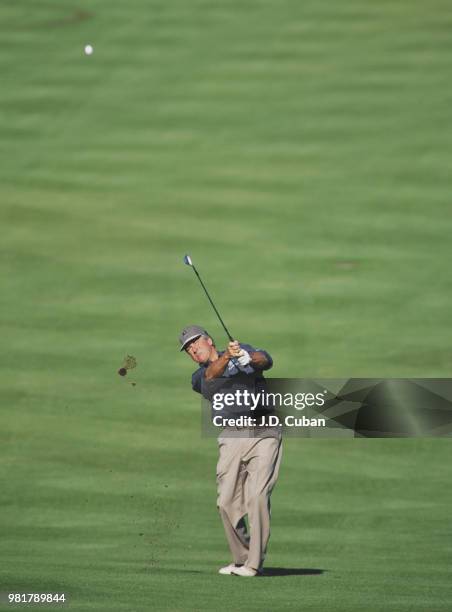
183 254 234 342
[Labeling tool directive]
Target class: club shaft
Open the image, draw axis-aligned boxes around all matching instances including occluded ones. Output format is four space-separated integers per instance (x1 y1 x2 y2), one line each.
192 266 234 341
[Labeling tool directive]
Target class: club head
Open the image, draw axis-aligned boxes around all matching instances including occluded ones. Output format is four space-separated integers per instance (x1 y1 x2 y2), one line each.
183 254 193 266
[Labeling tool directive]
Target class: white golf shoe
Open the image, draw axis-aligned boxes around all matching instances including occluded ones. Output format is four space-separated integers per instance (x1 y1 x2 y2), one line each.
231 565 258 577
218 563 244 575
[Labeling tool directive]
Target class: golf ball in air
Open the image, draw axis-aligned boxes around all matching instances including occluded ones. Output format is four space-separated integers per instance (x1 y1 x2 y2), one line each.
84 44 94 56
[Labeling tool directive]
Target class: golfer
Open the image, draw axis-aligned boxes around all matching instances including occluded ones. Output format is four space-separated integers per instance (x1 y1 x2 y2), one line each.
179 325 282 577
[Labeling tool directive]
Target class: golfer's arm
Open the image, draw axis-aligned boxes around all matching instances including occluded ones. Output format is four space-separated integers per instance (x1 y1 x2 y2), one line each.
249 351 271 370
204 354 230 380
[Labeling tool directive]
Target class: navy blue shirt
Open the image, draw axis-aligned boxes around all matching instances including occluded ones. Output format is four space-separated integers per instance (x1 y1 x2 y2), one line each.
191 343 274 419
191 343 272 394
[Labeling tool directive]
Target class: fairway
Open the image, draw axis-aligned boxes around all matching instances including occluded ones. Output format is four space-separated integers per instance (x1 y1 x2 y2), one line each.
1 0 452 610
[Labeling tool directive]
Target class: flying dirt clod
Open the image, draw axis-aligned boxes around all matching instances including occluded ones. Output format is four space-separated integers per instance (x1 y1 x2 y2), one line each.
117 355 137 377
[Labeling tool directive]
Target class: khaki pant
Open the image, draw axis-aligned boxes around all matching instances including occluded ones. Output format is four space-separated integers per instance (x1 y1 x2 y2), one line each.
216 431 282 571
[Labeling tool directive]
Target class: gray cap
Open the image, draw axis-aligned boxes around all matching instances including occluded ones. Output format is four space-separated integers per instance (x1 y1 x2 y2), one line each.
179 325 210 351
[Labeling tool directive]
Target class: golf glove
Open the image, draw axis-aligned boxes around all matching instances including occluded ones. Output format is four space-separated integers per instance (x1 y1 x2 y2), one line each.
237 350 251 367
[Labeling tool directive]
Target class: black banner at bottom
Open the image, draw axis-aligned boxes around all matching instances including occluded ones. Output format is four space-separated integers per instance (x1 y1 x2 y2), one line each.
201 378 452 438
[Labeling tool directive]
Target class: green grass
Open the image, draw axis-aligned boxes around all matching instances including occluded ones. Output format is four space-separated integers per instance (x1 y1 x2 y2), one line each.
1 0 452 610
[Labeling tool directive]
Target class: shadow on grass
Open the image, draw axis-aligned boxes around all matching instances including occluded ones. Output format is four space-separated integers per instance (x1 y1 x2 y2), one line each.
261 567 326 577
146 567 326 577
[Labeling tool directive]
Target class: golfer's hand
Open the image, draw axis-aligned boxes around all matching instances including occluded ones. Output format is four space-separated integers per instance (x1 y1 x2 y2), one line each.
237 350 251 367
225 341 242 359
